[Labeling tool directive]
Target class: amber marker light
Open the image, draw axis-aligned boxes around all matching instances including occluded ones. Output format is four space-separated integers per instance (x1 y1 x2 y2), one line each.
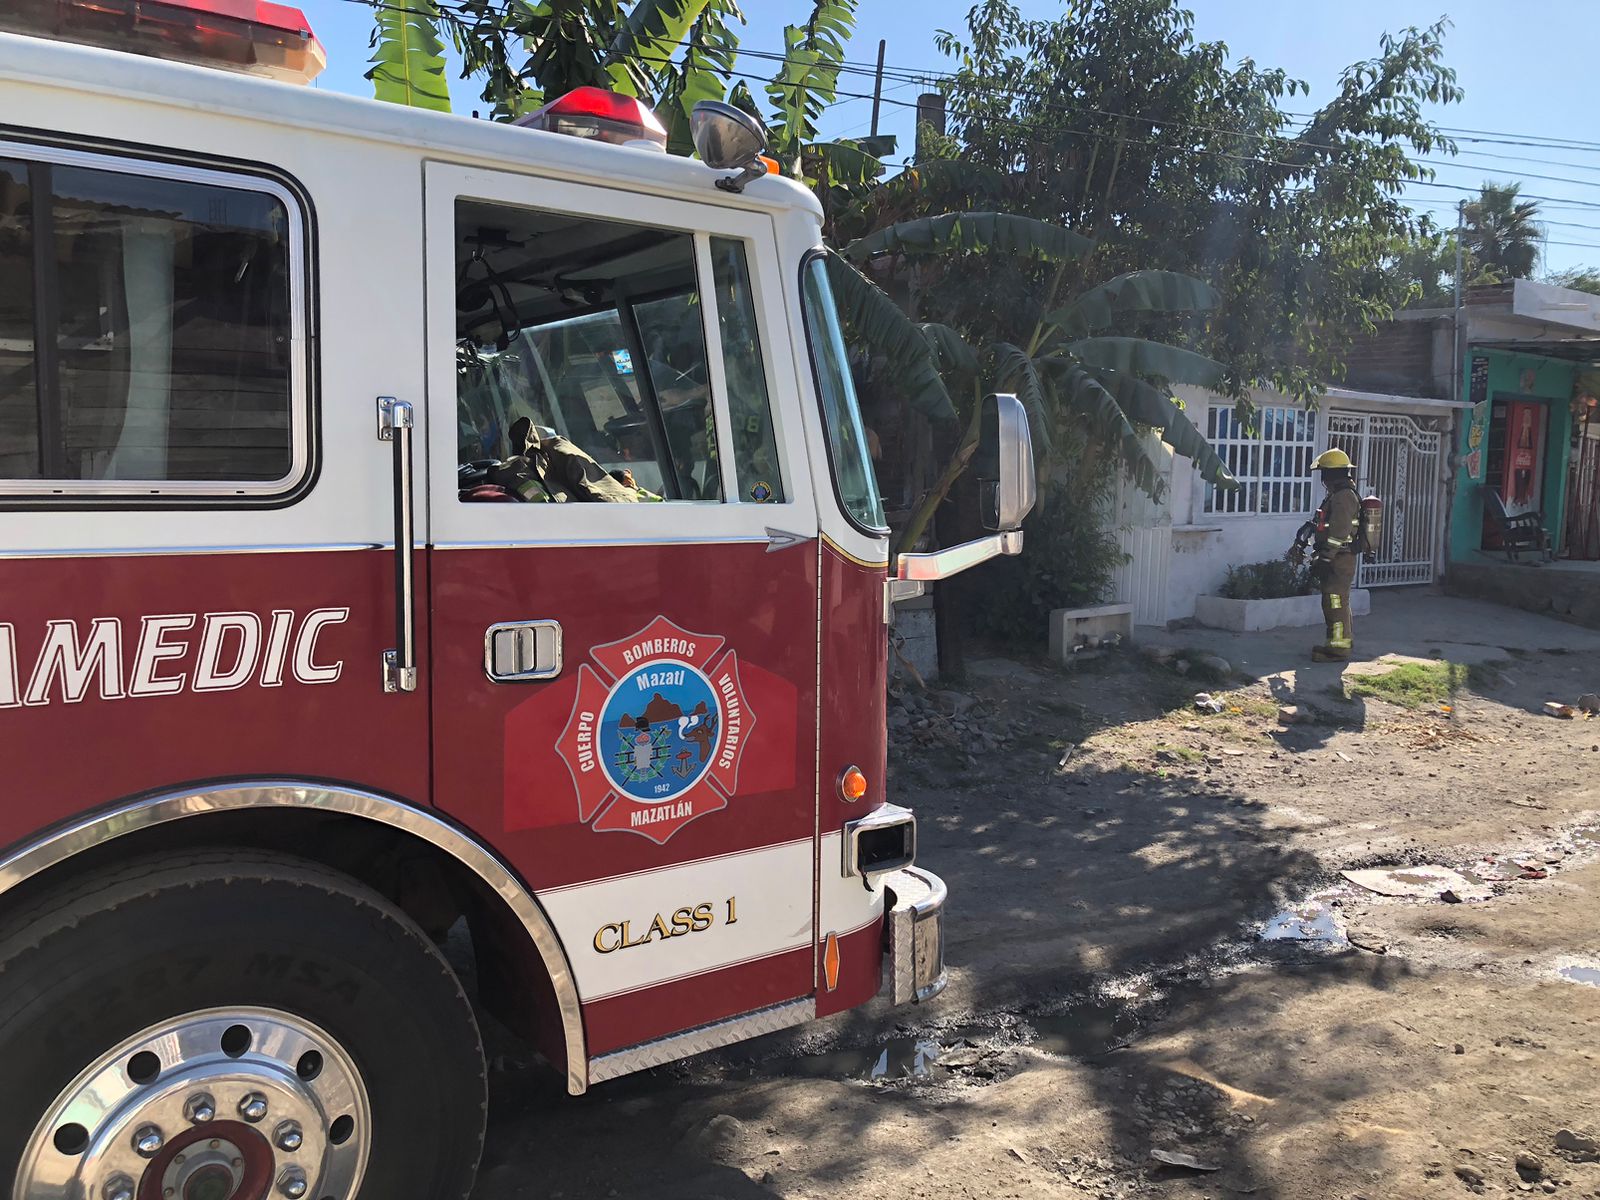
823 932 841 991
838 766 868 803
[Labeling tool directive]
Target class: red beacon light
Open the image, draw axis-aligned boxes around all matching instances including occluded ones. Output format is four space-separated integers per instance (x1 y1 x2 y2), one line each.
515 87 669 152
0 0 327 85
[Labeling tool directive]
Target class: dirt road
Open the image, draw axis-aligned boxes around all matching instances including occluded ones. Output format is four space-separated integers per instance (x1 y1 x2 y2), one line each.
474 604 1600 1200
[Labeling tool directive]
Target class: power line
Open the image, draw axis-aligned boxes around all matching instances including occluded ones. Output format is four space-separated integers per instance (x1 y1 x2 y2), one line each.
1410 156 1600 190
1404 199 1600 235
1282 110 1600 156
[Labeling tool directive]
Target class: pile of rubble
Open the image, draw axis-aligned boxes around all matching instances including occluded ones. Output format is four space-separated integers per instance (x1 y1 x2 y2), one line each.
888 685 1027 761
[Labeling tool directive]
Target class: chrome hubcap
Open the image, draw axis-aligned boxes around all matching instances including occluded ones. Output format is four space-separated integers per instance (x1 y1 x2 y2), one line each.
15 1008 370 1200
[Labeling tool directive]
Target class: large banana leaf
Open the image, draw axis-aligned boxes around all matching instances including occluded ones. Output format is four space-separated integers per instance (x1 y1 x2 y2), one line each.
992 342 1054 457
825 254 958 422
920 323 978 375
603 0 729 97
1042 361 1165 497
766 0 857 166
367 0 451 112
1063 337 1226 388
805 140 886 196
1085 367 1237 488
1048 270 1219 337
839 212 1093 265
654 3 743 155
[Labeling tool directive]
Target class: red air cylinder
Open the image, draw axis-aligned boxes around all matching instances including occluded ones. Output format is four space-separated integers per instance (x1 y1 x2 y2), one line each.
1360 494 1383 557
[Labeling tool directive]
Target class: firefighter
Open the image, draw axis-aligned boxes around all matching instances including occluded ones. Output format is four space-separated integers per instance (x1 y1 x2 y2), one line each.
1296 448 1362 662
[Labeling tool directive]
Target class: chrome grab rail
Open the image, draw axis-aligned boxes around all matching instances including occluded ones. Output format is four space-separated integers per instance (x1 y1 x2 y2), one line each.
884 531 1025 621
893 529 1024 586
378 396 417 694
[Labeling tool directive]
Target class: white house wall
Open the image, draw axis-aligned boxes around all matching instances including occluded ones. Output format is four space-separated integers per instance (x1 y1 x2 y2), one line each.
1113 386 1460 626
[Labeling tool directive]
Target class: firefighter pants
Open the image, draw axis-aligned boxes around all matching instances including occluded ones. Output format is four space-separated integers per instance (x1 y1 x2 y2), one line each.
1317 556 1357 658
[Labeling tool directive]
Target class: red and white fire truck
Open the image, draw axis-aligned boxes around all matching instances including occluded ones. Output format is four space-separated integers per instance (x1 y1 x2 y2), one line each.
0 3 1034 1196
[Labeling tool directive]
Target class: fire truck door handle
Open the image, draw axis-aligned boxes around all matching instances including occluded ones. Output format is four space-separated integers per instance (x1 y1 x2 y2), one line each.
378 396 418 694
483 620 563 682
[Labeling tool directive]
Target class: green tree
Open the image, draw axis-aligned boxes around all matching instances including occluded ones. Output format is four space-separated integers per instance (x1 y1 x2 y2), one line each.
1545 266 1600 297
874 1 1462 408
1384 217 1459 307
1463 182 1542 280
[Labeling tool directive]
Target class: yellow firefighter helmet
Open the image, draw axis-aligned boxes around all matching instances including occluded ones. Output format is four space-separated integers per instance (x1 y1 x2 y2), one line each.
1312 448 1353 471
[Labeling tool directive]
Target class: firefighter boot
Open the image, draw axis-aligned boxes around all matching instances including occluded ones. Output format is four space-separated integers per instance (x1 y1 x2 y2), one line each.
1313 589 1353 662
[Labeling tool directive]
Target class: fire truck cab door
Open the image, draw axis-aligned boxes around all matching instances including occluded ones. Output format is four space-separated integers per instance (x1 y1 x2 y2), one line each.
423 164 821 1056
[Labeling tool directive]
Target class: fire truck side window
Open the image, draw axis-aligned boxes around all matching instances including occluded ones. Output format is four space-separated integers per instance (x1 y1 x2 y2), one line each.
0 159 37 478
0 152 297 491
801 255 888 532
456 200 729 503
710 237 784 504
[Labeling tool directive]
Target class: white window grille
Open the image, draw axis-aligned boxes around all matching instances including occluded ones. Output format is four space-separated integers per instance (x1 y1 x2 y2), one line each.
1204 404 1318 515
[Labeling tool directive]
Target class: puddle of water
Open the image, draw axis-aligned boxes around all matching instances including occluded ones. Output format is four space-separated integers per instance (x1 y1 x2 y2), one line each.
1574 828 1600 846
1560 965 1600 987
1260 902 1346 945
1028 993 1149 1059
773 1028 988 1082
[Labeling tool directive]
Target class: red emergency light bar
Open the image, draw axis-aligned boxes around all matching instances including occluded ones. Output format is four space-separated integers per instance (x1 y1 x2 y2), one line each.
514 86 669 152
0 0 327 85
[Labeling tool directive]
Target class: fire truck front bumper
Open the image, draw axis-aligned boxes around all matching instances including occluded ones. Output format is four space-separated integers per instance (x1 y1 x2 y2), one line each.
883 866 948 1004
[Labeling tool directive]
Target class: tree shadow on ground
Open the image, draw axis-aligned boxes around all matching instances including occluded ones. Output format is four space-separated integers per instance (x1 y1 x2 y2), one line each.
471 707 1413 1199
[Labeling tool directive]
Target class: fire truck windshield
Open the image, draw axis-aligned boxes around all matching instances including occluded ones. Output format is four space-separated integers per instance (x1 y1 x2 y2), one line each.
801 255 886 534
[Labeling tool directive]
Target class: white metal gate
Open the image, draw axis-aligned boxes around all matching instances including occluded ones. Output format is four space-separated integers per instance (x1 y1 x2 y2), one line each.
1328 411 1446 587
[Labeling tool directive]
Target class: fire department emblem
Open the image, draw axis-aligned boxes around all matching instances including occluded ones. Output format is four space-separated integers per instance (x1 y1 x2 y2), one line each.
556 616 756 844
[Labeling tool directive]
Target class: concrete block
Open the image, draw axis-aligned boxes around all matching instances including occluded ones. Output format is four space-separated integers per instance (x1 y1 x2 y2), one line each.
1048 603 1133 663
1194 590 1371 633
890 602 938 682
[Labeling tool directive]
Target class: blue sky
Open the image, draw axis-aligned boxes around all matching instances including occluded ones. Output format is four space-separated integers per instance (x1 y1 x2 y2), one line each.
298 0 1600 272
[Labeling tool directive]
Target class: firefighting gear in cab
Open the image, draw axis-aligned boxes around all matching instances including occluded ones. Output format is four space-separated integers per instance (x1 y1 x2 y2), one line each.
1306 449 1361 662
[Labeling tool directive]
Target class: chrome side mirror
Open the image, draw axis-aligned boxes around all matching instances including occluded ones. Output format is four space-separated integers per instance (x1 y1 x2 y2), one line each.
975 392 1037 533
690 100 769 193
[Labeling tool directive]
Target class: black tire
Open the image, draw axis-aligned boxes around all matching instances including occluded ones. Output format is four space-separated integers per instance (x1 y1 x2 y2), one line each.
0 848 487 1199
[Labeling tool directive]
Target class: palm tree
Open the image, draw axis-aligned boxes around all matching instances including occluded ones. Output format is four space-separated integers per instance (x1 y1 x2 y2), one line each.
1463 182 1542 280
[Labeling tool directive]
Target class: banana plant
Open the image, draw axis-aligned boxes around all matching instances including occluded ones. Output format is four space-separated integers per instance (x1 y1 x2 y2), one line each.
829 212 1238 555
648 2 744 156
764 0 856 172
367 0 884 194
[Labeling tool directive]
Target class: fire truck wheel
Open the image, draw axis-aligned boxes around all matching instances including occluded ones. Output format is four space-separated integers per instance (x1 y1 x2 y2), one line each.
0 848 487 1200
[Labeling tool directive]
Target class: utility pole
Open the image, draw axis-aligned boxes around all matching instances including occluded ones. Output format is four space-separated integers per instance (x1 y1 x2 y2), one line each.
1453 198 1465 405
914 92 946 163
869 39 886 138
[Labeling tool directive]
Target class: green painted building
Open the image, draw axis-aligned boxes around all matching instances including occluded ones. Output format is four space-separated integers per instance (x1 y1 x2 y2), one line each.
1449 346 1578 564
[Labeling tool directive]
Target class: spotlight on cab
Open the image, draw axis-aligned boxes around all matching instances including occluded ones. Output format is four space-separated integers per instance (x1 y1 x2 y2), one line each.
691 100 773 193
